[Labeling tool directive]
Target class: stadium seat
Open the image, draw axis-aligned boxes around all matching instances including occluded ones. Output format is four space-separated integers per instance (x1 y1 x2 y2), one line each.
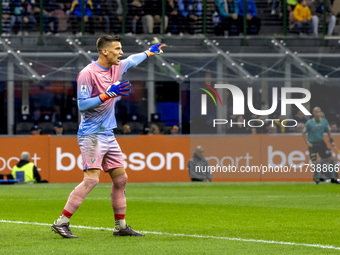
39 122 54 134
63 121 78 135
16 122 34 135
126 122 145 134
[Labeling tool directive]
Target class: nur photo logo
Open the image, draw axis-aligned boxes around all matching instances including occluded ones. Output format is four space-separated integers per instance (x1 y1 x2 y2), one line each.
200 83 223 115
199 84 312 128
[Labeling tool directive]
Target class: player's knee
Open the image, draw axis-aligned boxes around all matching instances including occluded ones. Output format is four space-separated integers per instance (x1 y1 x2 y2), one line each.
84 177 99 190
113 172 127 189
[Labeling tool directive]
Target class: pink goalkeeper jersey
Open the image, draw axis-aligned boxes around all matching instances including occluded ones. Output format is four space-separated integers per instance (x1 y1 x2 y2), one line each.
77 60 129 135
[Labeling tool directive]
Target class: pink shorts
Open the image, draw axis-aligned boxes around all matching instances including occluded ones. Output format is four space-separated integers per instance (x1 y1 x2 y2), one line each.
77 130 124 171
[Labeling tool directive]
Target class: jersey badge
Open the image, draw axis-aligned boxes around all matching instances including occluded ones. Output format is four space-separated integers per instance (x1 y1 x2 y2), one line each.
81 85 87 95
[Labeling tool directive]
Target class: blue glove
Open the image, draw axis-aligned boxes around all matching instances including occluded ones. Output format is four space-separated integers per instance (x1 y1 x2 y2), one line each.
144 43 167 57
99 80 131 102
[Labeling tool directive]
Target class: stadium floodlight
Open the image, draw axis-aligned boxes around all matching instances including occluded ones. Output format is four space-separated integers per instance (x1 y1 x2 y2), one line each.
271 38 325 84
204 38 254 84
66 38 92 62
0 39 41 82
135 38 184 83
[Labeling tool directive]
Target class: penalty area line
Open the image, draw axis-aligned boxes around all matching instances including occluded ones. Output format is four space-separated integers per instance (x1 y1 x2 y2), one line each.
1 219 339 250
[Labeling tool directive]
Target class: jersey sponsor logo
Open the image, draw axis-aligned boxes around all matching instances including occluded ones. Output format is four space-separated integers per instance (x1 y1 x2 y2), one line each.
90 158 96 164
81 85 87 95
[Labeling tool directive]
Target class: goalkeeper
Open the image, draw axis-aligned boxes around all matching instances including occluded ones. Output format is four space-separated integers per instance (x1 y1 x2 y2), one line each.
51 35 166 238
303 106 339 185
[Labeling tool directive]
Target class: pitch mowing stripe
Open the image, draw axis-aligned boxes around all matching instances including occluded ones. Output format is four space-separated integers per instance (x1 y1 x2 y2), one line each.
1 219 340 250
0 195 330 201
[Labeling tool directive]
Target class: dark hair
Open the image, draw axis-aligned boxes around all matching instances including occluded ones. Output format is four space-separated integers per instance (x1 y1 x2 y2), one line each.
96 35 121 53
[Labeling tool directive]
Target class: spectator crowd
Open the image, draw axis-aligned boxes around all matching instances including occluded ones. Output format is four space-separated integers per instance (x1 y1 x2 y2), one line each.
2 0 338 37
2 0 206 36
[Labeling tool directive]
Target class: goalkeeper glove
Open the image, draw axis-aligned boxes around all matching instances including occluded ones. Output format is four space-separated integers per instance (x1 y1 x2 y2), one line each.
144 43 167 57
99 80 131 102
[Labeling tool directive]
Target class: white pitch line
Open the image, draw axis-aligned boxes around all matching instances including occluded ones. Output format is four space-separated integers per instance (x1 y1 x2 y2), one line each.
0 195 330 201
0 219 340 251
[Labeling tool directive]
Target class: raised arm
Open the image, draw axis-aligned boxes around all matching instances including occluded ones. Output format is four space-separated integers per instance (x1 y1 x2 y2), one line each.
120 43 167 74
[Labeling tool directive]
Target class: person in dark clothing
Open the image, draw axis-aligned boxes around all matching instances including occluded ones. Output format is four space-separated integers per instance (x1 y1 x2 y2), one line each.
237 0 261 35
13 0 36 35
2 0 16 36
30 124 42 135
54 121 64 135
214 0 239 36
126 0 144 34
69 0 94 35
187 146 212 182
310 0 335 36
166 0 180 34
178 0 202 34
11 152 42 183
32 0 59 35
142 0 172 34
98 0 120 34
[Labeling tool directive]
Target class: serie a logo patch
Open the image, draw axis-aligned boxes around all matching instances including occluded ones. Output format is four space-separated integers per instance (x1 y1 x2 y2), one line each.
81 85 87 95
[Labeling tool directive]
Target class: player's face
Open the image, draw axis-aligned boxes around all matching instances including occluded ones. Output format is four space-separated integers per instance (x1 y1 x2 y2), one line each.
31 129 41 135
331 124 338 132
171 126 179 134
54 127 63 135
313 108 321 118
196 148 204 158
106 41 123 66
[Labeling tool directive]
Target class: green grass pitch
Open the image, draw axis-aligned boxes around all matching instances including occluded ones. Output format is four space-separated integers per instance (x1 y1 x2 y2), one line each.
1 181 340 254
